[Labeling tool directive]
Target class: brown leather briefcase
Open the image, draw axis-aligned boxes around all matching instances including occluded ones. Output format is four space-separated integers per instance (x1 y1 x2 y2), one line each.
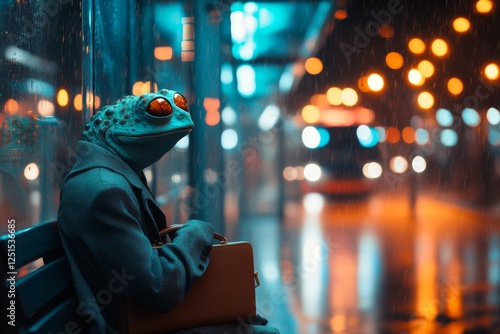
117 226 260 333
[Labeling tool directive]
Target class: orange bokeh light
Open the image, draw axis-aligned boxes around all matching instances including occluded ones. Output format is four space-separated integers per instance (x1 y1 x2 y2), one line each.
386 127 401 144
402 127 416 144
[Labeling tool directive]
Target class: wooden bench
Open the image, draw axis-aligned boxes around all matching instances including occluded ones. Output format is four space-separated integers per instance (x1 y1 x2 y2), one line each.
0 221 88 334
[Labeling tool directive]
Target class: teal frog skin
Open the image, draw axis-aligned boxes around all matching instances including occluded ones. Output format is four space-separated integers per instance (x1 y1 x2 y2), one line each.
82 89 194 170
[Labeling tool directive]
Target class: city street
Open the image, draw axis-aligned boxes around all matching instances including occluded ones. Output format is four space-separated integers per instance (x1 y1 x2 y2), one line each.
239 189 500 334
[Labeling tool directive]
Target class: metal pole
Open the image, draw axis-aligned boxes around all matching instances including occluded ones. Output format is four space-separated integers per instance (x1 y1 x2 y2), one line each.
190 0 224 233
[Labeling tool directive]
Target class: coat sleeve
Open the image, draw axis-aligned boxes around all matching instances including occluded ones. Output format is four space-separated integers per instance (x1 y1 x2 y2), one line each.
59 170 214 313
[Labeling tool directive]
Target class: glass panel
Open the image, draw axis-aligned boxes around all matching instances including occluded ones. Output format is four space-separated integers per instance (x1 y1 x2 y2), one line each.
0 1 82 232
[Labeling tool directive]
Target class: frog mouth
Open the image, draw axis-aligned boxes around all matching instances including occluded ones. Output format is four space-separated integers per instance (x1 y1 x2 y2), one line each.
115 127 192 142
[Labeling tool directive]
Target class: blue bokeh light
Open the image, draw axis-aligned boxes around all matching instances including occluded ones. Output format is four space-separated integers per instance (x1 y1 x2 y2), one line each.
440 129 458 147
436 108 454 127
357 125 379 148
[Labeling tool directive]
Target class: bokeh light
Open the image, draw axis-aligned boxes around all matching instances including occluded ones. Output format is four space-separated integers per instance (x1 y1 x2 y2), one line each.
317 128 331 148
390 156 408 174
385 52 404 70
362 162 382 179
476 0 493 13
37 99 55 117
487 107 500 125
462 107 481 127
408 69 425 86
484 63 499 80
386 127 401 144
418 60 435 78
402 127 415 144
431 38 448 57
408 38 426 55
334 9 348 20
283 166 298 181
204 97 221 126
379 25 395 39
436 108 454 127
4 98 19 114
305 57 323 75
412 156 427 173
440 129 458 146
358 76 371 92
417 91 435 109
175 136 189 150
154 46 173 60
415 128 430 145
302 126 321 149
24 163 39 180
302 105 321 124
340 88 358 106
73 94 82 111
367 73 384 92
357 125 379 148
326 87 343 106
57 89 69 107
221 106 237 126
453 17 471 33
447 77 464 95
221 129 238 150
304 163 321 182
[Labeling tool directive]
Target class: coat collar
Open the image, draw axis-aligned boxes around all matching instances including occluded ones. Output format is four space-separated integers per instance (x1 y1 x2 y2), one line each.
69 141 146 191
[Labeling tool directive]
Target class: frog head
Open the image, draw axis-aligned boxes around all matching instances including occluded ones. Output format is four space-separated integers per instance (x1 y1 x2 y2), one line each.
82 89 193 170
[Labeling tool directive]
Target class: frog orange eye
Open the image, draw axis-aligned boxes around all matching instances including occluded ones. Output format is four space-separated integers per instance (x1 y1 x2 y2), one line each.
147 97 173 117
173 93 189 111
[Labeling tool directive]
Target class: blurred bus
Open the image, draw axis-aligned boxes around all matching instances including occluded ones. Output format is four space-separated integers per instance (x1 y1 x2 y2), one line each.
298 106 383 197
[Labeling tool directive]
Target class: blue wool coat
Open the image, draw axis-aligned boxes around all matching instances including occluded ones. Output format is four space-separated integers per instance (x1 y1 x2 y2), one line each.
57 141 214 333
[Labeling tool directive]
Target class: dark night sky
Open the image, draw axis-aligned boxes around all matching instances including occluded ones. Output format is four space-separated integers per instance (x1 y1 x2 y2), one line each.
290 0 500 127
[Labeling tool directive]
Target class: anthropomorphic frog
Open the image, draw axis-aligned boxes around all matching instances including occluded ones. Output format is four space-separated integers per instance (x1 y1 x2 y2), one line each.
82 89 193 170
57 89 215 333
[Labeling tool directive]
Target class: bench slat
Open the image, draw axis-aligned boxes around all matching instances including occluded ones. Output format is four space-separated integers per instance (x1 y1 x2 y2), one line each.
24 297 87 334
0 222 62 268
17 257 73 320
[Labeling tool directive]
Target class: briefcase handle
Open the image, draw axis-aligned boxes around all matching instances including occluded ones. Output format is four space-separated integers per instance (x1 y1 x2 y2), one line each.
159 224 228 245
157 224 260 288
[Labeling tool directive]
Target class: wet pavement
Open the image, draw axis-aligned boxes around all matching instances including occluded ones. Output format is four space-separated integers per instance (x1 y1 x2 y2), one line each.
236 189 500 334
